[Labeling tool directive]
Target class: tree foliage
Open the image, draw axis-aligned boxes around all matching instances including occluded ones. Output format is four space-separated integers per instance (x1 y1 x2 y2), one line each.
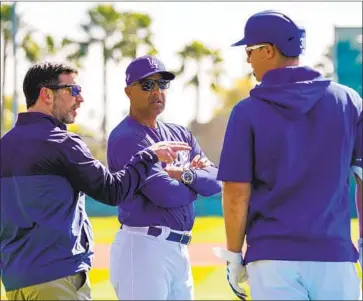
63 4 156 142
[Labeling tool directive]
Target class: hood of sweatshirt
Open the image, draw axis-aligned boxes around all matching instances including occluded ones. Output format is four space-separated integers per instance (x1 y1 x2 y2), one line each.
250 66 331 120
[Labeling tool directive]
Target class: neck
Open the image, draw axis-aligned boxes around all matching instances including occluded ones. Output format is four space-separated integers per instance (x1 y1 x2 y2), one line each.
261 58 300 80
129 110 158 128
277 57 300 68
28 104 53 117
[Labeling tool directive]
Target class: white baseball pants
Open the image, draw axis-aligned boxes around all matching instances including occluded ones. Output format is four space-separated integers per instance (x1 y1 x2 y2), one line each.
110 226 194 300
246 260 361 300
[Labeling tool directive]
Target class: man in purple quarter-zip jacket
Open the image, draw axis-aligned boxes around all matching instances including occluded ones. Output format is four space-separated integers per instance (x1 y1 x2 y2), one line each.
0 61 191 301
214 10 362 301
107 55 222 300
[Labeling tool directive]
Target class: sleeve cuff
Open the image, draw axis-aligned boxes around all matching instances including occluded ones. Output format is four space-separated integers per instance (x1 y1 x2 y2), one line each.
143 148 159 164
132 148 159 165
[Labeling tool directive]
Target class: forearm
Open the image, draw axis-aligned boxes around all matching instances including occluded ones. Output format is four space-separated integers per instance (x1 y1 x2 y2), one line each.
143 179 197 208
139 165 198 208
189 167 222 197
222 182 251 253
77 149 157 206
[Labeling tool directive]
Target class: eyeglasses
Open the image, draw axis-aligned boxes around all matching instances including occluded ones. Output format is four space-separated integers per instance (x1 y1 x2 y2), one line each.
245 44 266 57
132 79 171 92
45 84 82 97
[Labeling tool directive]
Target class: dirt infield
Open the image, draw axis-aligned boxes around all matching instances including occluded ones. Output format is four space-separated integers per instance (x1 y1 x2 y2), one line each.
93 242 226 269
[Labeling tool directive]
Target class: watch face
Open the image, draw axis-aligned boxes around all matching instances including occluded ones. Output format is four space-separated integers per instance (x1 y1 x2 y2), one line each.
182 170 194 184
184 173 193 182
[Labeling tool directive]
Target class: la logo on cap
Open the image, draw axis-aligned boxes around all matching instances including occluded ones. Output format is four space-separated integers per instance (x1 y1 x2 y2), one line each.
147 57 159 70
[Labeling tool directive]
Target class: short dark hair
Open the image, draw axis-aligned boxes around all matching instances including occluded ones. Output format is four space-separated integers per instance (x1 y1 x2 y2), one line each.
23 61 78 109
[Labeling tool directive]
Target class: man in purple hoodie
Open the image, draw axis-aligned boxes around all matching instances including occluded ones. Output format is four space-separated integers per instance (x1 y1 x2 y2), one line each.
107 55 221 300
215 10 362 300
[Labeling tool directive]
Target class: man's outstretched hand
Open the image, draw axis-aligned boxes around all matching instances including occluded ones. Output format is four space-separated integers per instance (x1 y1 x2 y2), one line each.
148 141 191 164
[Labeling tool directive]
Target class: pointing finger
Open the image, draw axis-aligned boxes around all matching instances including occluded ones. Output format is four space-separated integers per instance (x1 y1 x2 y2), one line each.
169 144 191 151
166 141 189 145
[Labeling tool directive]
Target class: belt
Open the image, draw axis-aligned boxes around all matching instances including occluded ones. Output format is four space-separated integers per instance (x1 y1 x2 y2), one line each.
120 225 192 245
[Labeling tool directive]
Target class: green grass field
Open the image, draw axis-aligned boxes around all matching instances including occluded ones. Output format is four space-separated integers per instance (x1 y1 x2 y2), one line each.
1 217 361 300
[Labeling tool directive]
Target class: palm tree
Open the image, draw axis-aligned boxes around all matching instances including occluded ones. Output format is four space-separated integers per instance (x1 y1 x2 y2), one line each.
63 4 157 143
1 3 57 134
209 49 224 93
176 41 223 122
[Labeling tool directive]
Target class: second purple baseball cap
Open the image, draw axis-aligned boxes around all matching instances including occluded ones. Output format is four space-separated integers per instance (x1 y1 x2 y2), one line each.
125 55 176 86
232 10 306 57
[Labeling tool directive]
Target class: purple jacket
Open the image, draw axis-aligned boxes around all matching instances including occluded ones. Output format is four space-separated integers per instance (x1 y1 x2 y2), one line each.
0 112 158 291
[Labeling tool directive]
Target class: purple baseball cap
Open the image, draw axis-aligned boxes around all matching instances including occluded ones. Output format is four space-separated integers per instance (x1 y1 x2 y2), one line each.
232 10 306 57
125 55 176 86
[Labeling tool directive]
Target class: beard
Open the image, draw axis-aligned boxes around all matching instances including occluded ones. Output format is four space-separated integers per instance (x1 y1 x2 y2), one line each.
52 102 76 124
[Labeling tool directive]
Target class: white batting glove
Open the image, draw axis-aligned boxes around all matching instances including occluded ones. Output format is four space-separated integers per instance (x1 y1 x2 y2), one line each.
213 247 248 300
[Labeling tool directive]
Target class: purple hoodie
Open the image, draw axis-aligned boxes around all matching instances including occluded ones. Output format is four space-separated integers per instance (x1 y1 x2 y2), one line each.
218 66 362 263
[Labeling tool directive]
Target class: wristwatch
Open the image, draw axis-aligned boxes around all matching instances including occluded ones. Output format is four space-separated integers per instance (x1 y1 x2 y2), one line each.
181 168 195 185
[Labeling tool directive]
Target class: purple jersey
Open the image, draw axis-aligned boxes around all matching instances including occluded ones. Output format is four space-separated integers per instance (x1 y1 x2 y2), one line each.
107 116 221 231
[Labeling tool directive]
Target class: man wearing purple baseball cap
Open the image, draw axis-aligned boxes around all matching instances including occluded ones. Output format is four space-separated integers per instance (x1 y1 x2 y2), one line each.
231 10 306 58
125 55 176 86
214 10 362 300
107 55 221 300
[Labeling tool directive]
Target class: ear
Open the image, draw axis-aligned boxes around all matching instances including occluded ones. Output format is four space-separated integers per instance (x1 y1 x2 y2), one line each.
39 87 54 105
125 86 132 98
265 44 277 59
